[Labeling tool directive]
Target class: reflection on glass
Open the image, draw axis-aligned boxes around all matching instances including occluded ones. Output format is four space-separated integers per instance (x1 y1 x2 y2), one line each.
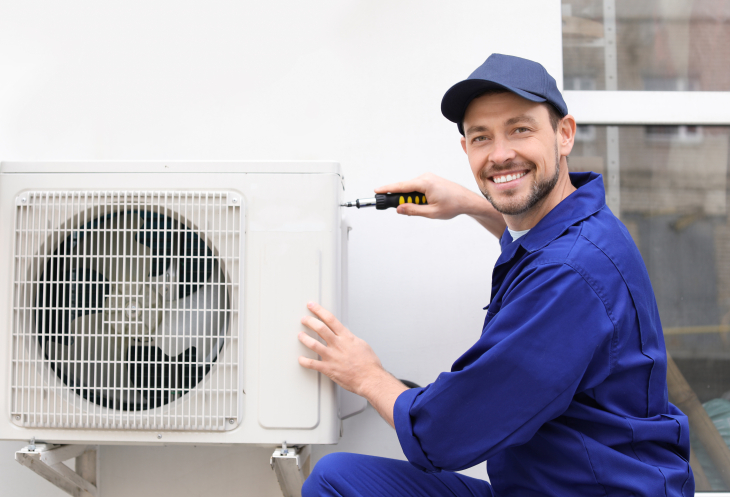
570 125 730 490
562 0 730 91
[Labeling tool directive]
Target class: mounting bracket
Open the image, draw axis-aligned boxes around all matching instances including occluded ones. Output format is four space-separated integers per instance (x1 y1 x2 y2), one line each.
270 442 311 497
15 442 99 497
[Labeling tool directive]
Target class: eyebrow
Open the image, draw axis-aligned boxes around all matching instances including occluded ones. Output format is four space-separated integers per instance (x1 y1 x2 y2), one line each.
504 114 539 127
465 125 489 137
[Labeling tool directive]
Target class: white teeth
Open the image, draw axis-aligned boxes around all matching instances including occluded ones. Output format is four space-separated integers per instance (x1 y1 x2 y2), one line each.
493 172 526 184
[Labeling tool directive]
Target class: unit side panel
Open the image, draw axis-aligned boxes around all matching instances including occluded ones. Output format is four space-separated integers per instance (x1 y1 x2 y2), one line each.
256 231 321 429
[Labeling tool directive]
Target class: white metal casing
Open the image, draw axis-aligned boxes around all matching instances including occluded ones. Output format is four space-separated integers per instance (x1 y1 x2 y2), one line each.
0 161 342 446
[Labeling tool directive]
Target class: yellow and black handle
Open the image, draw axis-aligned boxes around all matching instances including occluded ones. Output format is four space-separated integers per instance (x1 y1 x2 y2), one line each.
341 191 427 210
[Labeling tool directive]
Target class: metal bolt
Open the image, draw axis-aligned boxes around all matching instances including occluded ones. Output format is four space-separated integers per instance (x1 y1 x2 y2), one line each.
15 415 20 420
157 434 162 439
228 419 234 424
232 198 238 204
21 198 26 203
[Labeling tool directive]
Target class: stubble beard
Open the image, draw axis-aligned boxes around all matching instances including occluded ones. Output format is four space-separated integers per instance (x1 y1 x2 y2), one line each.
480 143 561 216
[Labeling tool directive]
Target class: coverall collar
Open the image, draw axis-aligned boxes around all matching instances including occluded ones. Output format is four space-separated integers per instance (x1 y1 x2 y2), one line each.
498 172 606 255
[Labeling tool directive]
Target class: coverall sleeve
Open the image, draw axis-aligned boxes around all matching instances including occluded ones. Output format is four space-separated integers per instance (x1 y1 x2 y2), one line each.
394 263 615 472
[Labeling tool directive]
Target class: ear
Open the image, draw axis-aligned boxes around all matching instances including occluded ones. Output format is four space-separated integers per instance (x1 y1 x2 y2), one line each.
460 136 467 154
558 114 576 159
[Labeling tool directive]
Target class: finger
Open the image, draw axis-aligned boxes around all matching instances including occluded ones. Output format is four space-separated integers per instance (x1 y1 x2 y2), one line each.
298 355 326 373
396 203 439 218
301 315 337 342
306 302 347 335
374 178 426 195
298 331 328 357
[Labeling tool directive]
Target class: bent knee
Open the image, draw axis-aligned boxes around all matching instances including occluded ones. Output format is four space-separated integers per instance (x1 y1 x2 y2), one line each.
302 452 357 496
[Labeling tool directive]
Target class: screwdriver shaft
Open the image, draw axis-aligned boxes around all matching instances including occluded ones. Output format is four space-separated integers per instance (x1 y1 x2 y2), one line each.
341 198 377 208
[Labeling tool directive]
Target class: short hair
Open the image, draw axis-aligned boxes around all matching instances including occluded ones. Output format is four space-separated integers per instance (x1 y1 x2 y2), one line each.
466 89 563 132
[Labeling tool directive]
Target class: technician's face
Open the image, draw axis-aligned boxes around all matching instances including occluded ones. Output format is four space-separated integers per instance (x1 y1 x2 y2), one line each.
460 92 562 216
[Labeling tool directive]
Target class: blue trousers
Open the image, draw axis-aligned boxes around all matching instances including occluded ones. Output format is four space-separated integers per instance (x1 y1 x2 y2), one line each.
302 453 494 497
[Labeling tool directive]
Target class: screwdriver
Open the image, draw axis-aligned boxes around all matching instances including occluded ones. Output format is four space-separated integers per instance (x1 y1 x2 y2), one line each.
341 192 427 210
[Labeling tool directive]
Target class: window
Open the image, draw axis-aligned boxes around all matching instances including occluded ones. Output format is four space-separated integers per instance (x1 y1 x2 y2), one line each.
563 0 730 92
562 1 730 491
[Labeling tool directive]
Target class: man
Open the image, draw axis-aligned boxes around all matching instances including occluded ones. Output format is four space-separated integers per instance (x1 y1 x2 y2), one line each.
298 54 694 496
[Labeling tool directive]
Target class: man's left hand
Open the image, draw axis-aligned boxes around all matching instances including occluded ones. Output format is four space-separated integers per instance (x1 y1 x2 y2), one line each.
298 302 408 428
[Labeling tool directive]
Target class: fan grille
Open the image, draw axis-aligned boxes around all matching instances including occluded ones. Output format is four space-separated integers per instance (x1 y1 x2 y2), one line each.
11 191 241 430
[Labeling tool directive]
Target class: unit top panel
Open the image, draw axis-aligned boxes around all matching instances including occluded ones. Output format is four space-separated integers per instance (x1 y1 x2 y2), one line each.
0 161 341 175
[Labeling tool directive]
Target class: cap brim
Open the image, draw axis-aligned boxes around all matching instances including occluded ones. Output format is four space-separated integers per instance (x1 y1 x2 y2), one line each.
441 79 547 124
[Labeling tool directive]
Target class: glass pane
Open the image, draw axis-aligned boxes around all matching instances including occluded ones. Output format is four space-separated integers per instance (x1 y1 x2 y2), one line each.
570 125 730 490
562 0 730 91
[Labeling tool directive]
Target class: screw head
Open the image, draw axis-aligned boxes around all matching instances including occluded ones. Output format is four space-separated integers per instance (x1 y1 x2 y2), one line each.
228 418 234 424
15 415 20 420
157 434 162 439
21 198 26 203
232 198 238 204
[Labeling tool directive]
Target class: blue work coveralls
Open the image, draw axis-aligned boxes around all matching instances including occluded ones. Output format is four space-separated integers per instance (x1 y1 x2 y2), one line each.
304 172 694 497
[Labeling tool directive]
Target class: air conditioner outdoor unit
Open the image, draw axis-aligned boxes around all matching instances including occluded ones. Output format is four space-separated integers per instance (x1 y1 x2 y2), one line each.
0 161 349 448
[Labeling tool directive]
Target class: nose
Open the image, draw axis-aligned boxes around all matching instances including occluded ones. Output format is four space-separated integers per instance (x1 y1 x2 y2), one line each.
490 135 517 166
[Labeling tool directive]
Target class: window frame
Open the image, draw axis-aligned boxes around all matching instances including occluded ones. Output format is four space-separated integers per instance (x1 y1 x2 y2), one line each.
565 91 730 126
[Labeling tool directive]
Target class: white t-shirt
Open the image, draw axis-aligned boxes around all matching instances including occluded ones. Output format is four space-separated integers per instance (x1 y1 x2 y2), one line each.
508 227 530 242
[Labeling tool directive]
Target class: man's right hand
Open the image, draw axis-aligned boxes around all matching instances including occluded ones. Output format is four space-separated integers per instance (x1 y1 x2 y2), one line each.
375 173 507 238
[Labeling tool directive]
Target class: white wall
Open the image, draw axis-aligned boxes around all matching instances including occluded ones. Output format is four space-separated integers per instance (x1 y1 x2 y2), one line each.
0 1 562 495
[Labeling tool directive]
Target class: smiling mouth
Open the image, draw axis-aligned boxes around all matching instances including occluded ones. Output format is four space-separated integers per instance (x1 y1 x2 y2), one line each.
491 171 527 184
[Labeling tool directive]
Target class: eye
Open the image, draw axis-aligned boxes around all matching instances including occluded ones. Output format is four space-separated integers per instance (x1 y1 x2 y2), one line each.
514 127 530 134
472 135 489 144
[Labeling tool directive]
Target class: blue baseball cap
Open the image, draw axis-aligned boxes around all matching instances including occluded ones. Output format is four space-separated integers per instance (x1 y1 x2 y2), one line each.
441 53 568 135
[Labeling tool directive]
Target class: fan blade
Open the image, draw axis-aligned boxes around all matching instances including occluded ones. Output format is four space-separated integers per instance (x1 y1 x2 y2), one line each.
44 313 129 409
160 266 224 360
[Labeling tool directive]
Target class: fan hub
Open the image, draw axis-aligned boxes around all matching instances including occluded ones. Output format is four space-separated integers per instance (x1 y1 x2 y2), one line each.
104 283 164 336
126 301 139 319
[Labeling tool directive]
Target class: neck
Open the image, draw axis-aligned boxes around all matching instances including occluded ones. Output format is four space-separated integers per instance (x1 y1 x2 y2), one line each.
503 164 576 231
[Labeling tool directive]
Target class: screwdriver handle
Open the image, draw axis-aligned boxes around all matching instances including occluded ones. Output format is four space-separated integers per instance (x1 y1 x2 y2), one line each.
375 191 427 210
